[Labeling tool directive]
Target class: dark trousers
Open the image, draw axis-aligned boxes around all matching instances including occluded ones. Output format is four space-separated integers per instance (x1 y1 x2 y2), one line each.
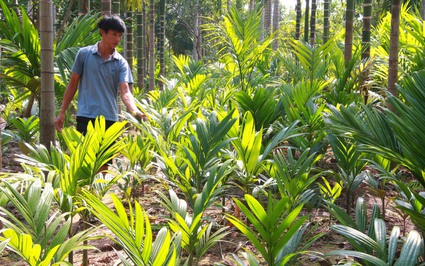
76 116 116 165
76 116 116 135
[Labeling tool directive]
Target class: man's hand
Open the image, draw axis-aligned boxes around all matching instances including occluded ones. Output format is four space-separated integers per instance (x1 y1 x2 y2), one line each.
55 112 65 133
132 110 147 121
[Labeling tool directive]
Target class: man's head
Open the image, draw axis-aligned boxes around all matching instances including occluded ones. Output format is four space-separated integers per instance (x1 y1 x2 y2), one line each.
98 15 126 35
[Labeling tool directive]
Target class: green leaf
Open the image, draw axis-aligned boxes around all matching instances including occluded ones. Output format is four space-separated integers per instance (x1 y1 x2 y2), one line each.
326 250 387 266
227 194 309 265
232 197 268 239
373 219 386 259
111 194 130 229
355 197 367 233
38 245 60 266
394 230 423 266
331 225 383 254
2 229 41 266
225 214 268 260
274 211 308 256
151 228 171 266
388 226 400 265
82 191 144 265
244 194 269 228
0 239 10 254
325 200 358 229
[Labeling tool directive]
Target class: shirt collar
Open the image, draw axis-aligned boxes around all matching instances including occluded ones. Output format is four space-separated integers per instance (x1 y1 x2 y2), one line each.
93 42 117 60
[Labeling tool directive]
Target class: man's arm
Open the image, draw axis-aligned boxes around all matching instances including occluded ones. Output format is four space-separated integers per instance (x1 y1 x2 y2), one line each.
119 82 147 120
55 72 80 132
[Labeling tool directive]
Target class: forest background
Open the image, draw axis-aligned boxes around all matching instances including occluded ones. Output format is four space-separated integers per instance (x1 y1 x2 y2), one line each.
2 0 425 265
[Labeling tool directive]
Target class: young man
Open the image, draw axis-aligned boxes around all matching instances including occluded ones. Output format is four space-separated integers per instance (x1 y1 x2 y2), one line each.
55 15 145 172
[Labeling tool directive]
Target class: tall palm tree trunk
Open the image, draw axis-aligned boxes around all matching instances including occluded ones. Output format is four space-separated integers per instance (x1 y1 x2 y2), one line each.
323 0 330 43
387 0 401 112
137 6 146 91
272 0 280 50
295 0 302 40
193 8 199 60
249 0 255 12
421 0 425 20
101 0 111 16
158 0 165 90
263 0 272 39
112 0 120 15
344 0 355 65
26 0 32 21
193 0 201 60
148 0 155 91
39 0 55 150
310 0 317 46
304 0 310 43
361 0 372 103
126 12 134 72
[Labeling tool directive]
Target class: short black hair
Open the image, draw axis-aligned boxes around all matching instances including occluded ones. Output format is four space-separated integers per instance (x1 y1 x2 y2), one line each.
98 15 126 33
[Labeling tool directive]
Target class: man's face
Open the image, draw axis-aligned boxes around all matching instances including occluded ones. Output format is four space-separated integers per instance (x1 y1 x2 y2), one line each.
101 29 123 49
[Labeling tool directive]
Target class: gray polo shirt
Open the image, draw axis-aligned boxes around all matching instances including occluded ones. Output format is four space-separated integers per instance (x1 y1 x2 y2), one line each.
72 42 133 121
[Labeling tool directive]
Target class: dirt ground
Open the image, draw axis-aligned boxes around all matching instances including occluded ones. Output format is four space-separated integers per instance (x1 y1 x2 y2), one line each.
72 182 415 266
0 144 416 266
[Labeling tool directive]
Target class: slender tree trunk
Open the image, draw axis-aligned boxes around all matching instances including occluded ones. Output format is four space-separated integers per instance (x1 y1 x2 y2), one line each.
421 0 425 20
79 0 90 15
82 214 89 266
361 0 372 103
126 12 134 72
249 0 255 12
387 0 401 112
295 0 302 40
323 0 330 43
148 0 155 91
346 192 351 215
68 219 74 263
193 0 201 61
362 0 372 56
193 10 199 61
310 0 317 46
158 0 165 90
272 0 279 50
344 0 355 65
137 7 145 91
304 0 310 43
26 0 32 21
263 0 272 38
143 5 148 89
198 17 203 58
39 0 55 150
101 0 111 16
112 0 120 15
